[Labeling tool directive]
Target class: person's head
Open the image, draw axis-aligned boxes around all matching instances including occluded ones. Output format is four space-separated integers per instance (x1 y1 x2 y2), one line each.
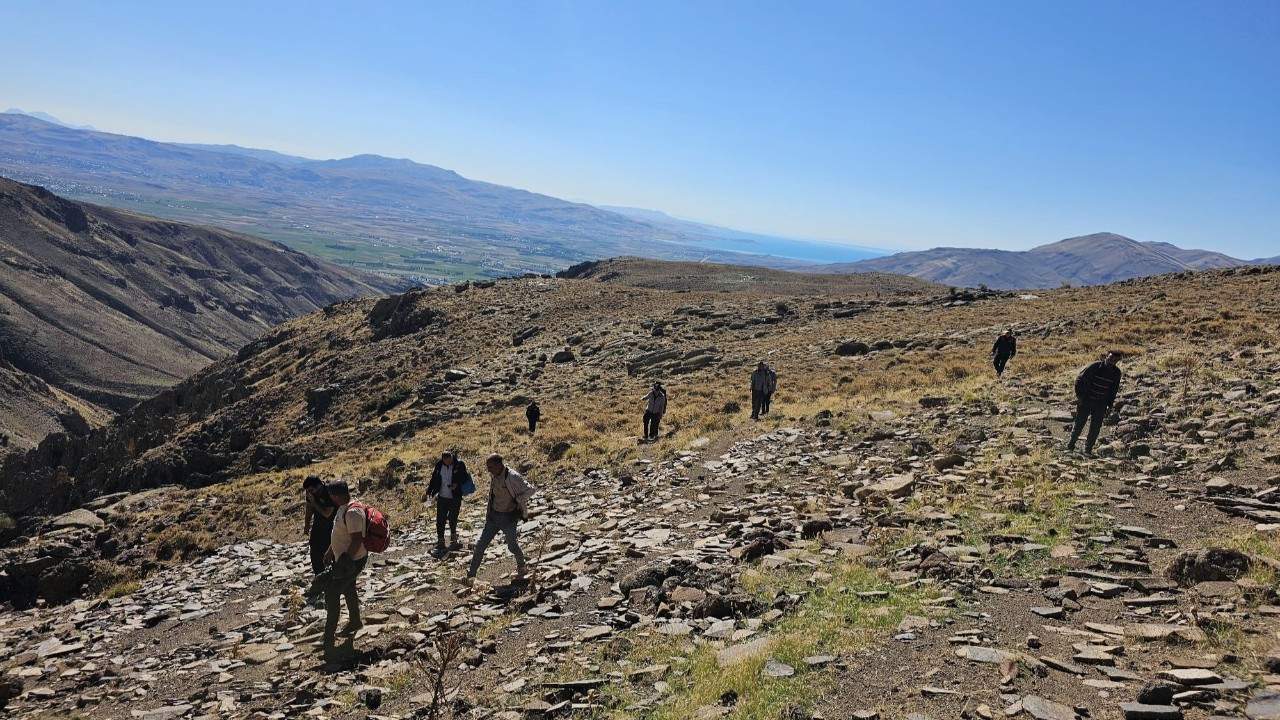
302 475 323 495
757 361 767 371
326 479 351 505
1005 329 1014 336
441 450 455 467
1104 350 1122 367
486 453 505 475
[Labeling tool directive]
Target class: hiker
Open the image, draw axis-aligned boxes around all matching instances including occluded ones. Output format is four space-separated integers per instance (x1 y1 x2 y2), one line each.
466 453 534 584
1068 351 1123 456
303 475 337 578
425 450 472 551
526 401 541 434
641 381 667 441
760 363 778 415
322 480 367 661
992 330 1017 377
750 361 773 420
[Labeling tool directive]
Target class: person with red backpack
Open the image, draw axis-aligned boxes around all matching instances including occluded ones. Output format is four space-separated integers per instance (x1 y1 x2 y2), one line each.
320 479 369 662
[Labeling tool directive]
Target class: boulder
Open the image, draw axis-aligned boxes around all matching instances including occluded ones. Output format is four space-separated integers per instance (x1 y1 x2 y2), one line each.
835 340 870 357
1165 547 1250 586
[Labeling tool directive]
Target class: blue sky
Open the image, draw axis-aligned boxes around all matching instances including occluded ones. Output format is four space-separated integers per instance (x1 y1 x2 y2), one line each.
1 1 1276 256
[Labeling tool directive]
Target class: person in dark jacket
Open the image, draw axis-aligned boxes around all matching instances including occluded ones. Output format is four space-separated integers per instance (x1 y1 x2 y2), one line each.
1068 351 1123 456
303 476 336 578
641 382 667 441
750 362 773 420
760 363 778 415
526 401 541 434
424 451 472 551
992 330 1017 377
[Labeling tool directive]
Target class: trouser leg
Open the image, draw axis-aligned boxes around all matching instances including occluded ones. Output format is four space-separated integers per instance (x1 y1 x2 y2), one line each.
496 515 525 568
1069 404 1088 446
435 498 448 543
762 392 772 414
529 419 537 433
751 390 763 419
343 563 363 625
324 580 342 643
1085 407 1106 451
468 519 501 577
643 411 654 438
651 413 661 438
309 541 327 576
447 498 460 540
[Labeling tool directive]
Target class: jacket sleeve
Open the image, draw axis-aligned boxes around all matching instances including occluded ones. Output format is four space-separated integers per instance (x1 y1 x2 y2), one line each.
1009 338 1016 357
1074 363 1094 399
427 463 441 496
506 472 534 514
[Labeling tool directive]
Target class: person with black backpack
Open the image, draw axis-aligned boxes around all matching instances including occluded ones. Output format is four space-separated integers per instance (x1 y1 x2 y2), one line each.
526 401 541 434
425 450 473 553
1068 350 1123 456
992 330 1017 377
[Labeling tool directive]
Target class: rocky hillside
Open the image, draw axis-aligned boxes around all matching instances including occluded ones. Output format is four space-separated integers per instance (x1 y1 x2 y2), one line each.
0 178 402 454
818 233 1252 289
1 262 1279 720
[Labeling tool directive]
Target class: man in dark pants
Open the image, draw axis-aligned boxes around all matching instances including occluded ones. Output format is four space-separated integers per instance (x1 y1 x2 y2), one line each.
322 480 367 662
1068 351 1123 456
526 401 541 434
425 451 471 552
760 363 777 415
750 362 772 420
641 382 667 441
466 454 534 585
303 476 336 593
992 330 1017 377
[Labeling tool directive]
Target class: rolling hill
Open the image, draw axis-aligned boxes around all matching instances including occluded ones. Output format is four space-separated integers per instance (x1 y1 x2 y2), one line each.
0 178 401 453
0 112 826 282
817 232 1256 289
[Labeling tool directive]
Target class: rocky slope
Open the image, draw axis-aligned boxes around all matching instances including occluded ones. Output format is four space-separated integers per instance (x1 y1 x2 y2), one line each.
558 257 944 295
1 262 1278 720
0 178 402 454
817 233 1252 289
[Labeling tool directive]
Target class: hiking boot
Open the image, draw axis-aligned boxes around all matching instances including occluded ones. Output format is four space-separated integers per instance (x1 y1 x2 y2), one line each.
516 564 528 580
1066 440 1076 452
449 537 462 550
339 620 363 636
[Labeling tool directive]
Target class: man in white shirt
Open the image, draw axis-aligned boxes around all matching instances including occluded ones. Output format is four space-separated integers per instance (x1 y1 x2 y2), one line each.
322 480 367 661
425 451 471 552
466 453 533 583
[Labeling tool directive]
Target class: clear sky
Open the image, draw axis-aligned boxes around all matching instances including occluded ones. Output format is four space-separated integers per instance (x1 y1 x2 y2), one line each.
2 1 1277 256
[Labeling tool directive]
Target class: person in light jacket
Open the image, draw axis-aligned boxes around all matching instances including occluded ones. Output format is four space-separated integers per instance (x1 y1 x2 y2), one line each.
641 381 667 441
466 453 534 582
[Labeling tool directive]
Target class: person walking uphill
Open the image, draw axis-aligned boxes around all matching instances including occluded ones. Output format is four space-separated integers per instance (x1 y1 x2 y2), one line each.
760 363 777 415
322 480 368 662
1068 351 1123 456
302 476 336 578
526 401 541 434
750 361 773 420
466 454 534 584
641 382 667 441
425 451 472 552
992 330 1017 377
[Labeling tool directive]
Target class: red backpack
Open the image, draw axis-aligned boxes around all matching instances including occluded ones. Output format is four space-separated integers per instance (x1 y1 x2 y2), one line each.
349 501 391 553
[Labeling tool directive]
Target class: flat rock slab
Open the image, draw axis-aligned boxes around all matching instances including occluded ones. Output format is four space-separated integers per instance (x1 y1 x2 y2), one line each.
1246 690 1280 720
762 659 795 678
130 706 194 720
1119 703 1182 720
1023 695 1078 720
1158 668 1222 686
716 637 772 667
1125 623 1208 643
956 646 1016 664
50 508 105 530
239 644 279 665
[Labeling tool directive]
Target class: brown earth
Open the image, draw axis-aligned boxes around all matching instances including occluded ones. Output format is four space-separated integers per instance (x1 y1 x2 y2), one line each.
0 178 403 455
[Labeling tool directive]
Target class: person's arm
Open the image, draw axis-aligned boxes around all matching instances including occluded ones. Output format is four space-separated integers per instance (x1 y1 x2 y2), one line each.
1010 339 1016 357
305 502 313 535
1107 371 1121 408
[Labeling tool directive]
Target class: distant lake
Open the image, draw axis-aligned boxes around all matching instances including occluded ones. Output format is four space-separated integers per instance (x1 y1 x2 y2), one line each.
694 234 887 264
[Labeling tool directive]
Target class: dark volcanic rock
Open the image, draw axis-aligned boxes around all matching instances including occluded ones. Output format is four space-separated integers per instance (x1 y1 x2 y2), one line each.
1165 547 1250 586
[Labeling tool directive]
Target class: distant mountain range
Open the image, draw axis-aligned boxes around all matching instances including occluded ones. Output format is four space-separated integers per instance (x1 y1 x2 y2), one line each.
0 112 838 282
3 108 98 131
0 178 400 454
815 233 1277 289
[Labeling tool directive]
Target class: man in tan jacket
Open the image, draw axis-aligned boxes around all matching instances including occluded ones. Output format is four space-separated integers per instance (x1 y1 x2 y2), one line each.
466 453 534 582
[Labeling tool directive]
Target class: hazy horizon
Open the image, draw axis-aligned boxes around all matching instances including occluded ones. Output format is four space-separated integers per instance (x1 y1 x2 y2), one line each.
2 1 1276 257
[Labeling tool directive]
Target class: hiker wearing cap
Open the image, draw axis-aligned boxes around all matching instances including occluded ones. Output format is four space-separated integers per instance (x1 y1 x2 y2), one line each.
760 363 778 415
321 480 367 661
425 451 473 552
1068 351 1124 456
992 330 1017 377
526 401 541 434
466 454 535 583
750 361 773 420
302 475 336 578
641 382 668 441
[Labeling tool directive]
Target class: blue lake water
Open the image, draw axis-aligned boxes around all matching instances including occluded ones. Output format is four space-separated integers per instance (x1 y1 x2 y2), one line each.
694 234 886 264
